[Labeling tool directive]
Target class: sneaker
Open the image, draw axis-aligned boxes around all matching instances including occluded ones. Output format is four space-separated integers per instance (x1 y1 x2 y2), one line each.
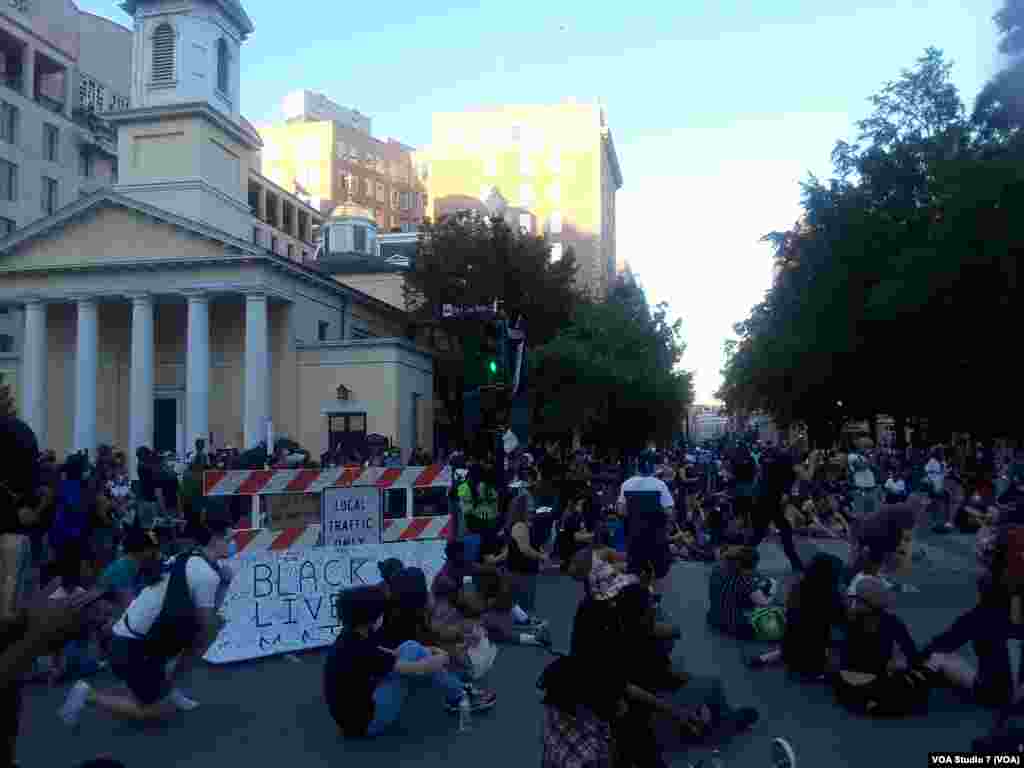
58 681 92 727
771 736 797 768
446 685 497 713
169 688 200 711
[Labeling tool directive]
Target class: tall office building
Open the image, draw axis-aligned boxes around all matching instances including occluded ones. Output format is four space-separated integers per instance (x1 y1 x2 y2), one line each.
257 91 427 234
423 101 622 298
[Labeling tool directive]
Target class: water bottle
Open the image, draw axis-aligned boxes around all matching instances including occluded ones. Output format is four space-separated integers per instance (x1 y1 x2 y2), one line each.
458 692 473 732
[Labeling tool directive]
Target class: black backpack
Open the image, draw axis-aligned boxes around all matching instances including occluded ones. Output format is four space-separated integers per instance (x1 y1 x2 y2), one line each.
733 447 756 483
125 550 207 659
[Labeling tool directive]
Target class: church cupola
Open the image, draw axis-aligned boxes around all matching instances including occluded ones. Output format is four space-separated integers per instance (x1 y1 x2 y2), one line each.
121 0 253 125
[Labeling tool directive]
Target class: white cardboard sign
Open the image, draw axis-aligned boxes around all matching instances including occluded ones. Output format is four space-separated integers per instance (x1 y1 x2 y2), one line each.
204 541 445 664
321 486 381 547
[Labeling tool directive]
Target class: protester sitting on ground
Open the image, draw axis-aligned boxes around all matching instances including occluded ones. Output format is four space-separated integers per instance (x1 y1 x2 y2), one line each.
955 492 996 534
920 524 1024 711
572 571 760 767
885 469 909 504
812 493 852 538
470 569 551 647
747 553 847 679
848 501 918 587
833 576 930 717
485 495 549 622
58 518 235 725
554 495 594 571
707 546 773 640
323 585 491 738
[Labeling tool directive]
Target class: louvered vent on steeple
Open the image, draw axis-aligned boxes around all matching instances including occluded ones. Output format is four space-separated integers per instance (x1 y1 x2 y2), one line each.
151 23 175 83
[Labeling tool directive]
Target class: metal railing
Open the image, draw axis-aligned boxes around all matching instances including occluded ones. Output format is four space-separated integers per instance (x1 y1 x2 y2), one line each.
35 93 64 114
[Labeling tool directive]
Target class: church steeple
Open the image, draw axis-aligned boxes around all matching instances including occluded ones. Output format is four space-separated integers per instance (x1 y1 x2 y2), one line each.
107 0 260 241
121 0 253 125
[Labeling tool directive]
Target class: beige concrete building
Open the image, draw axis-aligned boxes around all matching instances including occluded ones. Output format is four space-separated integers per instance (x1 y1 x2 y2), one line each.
0 0 433 471
422 101 622 298
257 91 428 234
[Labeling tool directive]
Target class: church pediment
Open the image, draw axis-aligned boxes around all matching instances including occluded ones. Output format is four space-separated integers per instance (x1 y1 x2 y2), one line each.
0 190 257 272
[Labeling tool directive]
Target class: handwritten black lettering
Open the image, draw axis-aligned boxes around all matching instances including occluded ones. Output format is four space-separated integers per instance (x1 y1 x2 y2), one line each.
253 564 273 599
304 596 322 621
276 564 296 598
299 561 318 593
324 559 344 587
350 558 371 585
283 596 297 625
255 600 272 628
259 634 282 650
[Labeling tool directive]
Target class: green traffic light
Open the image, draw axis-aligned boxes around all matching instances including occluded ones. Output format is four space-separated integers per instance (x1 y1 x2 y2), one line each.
488 360 498 375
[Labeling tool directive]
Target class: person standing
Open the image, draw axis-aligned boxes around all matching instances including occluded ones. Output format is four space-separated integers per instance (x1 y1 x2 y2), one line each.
617 449 676 603
748 447 804 573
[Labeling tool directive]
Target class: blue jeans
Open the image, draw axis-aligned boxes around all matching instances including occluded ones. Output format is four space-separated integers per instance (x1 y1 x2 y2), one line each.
366 640 466 737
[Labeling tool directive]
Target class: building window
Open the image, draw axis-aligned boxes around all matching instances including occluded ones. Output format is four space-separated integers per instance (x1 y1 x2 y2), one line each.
548 211 562 235
252 227 261 245
318 321 329 342
41 177 57 215
390 189 399 208
0 102 17 144
549 242 563 262
353 225 366 253
41 123 58 162
375 181 385 202
519 213 532 234
363 178 372 198
0 217 13 236
0 160 16 201
109 93 129 111
78 75 106 113
511 125 521 142
0 334 12 353
518 184 534 207
390 215 396 229
286 242 294 260
151 23 175 84
270 235 278 254
78 149 93 178
216 38 230 95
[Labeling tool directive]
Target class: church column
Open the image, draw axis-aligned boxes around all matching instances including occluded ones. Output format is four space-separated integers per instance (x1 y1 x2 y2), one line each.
128 293 154 480
244 290 269 449
20 298 47 448
22 45 35 101
72 297 98 457
185 291 210 457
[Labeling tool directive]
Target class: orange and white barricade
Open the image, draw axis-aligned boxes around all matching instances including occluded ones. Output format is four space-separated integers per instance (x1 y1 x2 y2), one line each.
201 465 452 664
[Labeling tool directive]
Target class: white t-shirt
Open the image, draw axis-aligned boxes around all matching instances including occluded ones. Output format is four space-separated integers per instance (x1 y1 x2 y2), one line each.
618 476 675 509
112 555 222 639
884 477 906 495
848 453 876 489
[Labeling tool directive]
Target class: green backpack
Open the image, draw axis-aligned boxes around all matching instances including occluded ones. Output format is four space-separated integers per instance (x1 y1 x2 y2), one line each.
749 606 786 642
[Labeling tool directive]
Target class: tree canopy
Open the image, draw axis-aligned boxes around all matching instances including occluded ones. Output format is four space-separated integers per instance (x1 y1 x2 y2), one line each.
531 275 695 451
718 28 1024 445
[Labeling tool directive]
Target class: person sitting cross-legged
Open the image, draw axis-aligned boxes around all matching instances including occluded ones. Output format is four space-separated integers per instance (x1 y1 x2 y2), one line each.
323 584 494 738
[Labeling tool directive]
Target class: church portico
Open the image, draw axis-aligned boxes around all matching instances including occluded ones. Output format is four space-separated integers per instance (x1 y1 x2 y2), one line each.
1 279 293 464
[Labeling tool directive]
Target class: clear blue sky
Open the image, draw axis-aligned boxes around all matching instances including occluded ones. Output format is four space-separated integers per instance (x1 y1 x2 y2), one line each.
92 0 1002 402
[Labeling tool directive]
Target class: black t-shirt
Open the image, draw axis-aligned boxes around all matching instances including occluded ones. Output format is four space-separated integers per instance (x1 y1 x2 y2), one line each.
323 630 397 737
374 605 426 650
137 463 157 503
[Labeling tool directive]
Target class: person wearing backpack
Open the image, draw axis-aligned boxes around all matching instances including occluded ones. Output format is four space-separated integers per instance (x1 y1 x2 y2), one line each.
57 519 234 726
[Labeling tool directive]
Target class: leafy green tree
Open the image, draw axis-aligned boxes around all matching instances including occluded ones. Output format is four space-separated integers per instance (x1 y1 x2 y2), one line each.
402 211 582 442
532 275 694 451
719 43 1024 445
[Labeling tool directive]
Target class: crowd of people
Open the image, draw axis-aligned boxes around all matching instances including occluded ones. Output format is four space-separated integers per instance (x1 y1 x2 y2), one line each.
4 413 1024 767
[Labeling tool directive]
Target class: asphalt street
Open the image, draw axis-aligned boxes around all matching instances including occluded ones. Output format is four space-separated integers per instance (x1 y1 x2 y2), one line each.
20 530 997 768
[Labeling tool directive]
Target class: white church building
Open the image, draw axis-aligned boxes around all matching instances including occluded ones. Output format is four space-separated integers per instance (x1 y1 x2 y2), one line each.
0 0 435 473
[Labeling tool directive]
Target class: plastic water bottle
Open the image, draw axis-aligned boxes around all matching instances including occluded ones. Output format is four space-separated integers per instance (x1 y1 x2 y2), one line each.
458 693 473 732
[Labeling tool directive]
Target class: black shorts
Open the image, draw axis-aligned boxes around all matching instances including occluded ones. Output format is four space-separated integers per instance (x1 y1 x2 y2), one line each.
109 635 171 706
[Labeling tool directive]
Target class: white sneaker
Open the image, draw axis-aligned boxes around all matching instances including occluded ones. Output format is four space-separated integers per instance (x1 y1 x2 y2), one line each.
169 688 200 711
58 681 92 726
771 737 797 768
